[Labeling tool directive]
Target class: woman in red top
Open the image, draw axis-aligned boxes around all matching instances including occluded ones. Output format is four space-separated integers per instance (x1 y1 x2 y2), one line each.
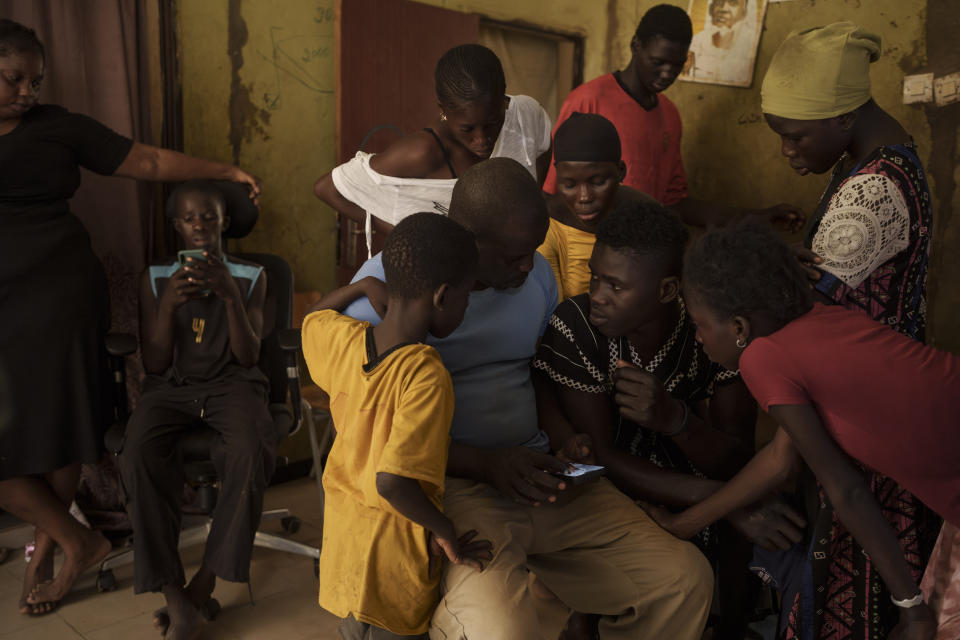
651 223 958 640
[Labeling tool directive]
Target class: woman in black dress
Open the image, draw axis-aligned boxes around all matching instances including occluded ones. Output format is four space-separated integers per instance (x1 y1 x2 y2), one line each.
0 20 261 615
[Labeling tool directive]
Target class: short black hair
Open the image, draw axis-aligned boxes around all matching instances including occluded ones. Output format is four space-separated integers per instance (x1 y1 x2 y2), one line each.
435 44 506 110
166 180 226 221
0 19 45 62
383 212 478 299
684 223 812 327
634 4 693 47
595 200 689 276
449 157 546 241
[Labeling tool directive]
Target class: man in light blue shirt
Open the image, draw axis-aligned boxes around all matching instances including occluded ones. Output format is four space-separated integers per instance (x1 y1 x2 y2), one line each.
344 241 556 452
342 158 712 639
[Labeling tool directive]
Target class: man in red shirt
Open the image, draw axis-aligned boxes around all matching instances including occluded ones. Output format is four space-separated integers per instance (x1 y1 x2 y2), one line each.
544 4 800 228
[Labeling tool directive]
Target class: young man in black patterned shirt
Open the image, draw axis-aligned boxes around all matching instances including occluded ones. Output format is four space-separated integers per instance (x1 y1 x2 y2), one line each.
533 200 802 639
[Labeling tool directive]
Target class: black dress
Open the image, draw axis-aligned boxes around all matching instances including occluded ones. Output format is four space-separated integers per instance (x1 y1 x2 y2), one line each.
0 104 133 479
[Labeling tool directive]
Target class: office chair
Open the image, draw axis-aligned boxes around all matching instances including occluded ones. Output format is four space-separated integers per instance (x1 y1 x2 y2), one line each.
97 182 319 593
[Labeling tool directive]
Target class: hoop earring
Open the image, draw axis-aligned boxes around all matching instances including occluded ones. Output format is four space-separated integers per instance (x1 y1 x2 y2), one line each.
440 113 447 122
736 337 746 349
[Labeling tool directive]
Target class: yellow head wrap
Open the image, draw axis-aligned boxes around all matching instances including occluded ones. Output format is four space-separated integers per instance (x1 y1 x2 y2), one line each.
761 22 881 120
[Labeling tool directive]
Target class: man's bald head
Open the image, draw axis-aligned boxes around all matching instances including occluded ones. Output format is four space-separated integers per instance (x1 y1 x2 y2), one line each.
450 158 548 241
448 158 549 289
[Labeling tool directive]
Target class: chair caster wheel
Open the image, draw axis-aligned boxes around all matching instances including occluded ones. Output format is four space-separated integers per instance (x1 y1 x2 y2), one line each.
97 569 116 592
314 558 320 578
281 516 301 534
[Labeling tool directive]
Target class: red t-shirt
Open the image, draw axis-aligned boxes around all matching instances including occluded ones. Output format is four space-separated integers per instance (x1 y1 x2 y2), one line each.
739 303 960 527
543 73 688 205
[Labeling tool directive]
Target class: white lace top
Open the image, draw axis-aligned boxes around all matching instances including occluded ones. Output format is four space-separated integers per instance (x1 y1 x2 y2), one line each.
812 173 910 289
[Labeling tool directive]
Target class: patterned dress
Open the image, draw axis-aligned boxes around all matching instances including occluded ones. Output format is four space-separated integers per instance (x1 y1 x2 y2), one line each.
784 144 939 640
532 294 738 552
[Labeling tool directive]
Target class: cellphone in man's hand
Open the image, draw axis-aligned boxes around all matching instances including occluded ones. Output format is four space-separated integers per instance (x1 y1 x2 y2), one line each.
177 249 207 268
559 463 606 485
177 249 210 295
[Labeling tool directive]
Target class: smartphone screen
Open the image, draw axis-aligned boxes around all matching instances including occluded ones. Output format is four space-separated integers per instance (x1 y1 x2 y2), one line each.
562 463 606 478
177 249 207 268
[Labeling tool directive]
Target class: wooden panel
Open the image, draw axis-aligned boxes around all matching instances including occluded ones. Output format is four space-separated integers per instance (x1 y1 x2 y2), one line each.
334 0 479 284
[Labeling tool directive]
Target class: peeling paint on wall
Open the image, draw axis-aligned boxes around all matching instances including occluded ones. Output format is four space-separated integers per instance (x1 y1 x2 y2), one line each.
921 0 960 351
227 0 272 167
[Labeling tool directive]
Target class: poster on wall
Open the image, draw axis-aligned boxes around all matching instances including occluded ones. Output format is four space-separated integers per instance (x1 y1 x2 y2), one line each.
680 0 769 88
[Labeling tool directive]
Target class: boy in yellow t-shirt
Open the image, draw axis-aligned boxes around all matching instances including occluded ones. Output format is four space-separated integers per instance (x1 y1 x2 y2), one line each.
301 213 491 639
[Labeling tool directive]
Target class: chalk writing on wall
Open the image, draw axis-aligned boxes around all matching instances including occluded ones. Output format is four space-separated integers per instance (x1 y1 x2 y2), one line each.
258 26 334 110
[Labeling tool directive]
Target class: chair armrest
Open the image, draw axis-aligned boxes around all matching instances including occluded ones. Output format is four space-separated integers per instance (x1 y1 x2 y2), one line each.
106 332 138 357
278 328 301 351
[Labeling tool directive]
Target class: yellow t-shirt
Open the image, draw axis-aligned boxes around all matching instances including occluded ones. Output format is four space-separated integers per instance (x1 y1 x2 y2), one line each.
537 217 597 302
301 310 454 634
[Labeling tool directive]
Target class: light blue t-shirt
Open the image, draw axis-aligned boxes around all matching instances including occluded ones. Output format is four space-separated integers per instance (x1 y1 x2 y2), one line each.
344 253 558 451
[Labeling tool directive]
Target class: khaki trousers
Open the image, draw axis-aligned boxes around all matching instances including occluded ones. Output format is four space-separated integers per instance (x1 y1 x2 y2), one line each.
429 478 712 640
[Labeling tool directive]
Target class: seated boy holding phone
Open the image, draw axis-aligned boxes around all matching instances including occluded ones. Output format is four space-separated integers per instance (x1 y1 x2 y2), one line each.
119 180 276 640
302 213 492 639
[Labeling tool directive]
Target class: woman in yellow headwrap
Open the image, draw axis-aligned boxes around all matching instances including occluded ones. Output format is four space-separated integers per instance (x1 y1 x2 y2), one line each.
648 22 946 640
759 22 941 640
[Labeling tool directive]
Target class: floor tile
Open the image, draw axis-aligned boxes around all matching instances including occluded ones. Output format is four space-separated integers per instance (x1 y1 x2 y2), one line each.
0 615 84 640
55 570 164 634
0 477 569 640
83 610 242 640
217 588 340 640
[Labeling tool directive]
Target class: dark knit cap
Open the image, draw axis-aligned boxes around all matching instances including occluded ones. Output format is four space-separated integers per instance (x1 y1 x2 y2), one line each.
553 112 622 164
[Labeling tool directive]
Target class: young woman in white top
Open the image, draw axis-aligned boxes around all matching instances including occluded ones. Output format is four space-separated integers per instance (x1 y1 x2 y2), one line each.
314 44 552 254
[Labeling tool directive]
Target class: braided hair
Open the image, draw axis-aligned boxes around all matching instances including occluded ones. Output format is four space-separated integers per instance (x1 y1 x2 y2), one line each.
435 44 506 111
0 19 45 62
684 222 812 327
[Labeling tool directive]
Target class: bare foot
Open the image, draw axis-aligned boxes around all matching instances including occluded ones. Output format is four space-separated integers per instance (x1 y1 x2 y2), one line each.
26 529 110 607
153 598 220 636
162 586 206 640
153 607 170 635
183 565 216 609
19 530 55 614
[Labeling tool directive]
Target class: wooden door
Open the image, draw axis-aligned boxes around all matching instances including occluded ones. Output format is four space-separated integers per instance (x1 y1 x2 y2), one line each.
334 0 480 284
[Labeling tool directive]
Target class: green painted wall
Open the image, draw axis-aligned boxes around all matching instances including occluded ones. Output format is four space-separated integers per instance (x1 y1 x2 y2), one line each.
609 0 960 351
178 0 958 350
180 0 337 293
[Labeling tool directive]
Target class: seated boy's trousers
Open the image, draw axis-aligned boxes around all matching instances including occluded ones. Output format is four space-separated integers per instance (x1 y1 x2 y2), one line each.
118 379 277 594
429 477 713 640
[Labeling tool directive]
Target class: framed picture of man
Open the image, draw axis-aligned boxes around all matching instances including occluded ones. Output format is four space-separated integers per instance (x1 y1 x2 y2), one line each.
680 0 769 88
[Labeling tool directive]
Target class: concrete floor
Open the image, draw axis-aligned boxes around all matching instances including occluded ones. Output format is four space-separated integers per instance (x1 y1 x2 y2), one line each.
0 477 571 640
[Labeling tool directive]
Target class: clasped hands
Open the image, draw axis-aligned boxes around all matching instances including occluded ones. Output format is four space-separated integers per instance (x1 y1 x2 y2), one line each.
161 253 241 311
